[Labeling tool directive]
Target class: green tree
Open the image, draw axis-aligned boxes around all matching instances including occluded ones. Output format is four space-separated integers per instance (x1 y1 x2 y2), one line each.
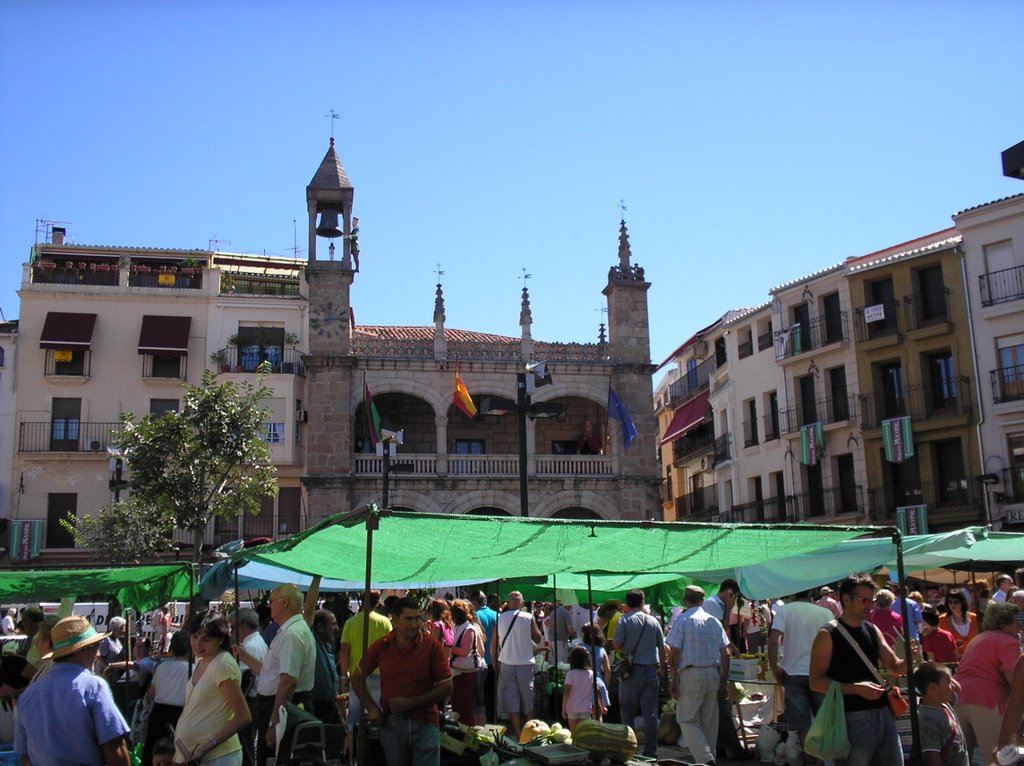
70 369 278 566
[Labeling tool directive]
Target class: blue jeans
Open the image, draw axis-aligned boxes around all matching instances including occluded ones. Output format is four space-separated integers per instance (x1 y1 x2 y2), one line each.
617 664 660 758
836 707 901 766
381 714 440 766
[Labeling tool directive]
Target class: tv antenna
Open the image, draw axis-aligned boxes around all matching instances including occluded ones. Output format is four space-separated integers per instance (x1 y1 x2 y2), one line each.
35 218 70 245
288 219 304 259
209 236 232 251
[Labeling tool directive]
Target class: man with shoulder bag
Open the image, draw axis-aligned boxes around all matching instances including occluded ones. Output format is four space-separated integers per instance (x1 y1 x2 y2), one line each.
613 589 665 760
495 592 543 740
809 573 907 766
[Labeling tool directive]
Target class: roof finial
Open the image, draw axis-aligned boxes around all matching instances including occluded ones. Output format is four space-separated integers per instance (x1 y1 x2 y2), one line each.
618 217 632 271
520 285 533 327
434 263 446 323
325 108 340 139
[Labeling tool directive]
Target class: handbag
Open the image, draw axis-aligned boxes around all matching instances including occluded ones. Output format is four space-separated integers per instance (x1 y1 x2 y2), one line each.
611 618 648 682
451 624 483 673
804 681 851 760
833 620 909 718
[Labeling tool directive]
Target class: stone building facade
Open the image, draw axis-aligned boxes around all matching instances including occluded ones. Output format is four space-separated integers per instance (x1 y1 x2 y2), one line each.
301 140 661 522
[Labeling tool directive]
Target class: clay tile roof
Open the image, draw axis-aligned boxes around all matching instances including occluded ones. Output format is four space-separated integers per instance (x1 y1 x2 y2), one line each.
308 138 352 190
353 326 520 344
954 192 1024 217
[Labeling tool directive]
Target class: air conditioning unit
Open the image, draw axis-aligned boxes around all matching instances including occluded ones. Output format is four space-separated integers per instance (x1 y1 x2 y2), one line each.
295 409 308 423
692 340 708 357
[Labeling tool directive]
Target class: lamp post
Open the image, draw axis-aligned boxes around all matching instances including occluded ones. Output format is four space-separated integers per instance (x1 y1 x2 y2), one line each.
378 429 413 509
481 363 563 517
107 447 127 502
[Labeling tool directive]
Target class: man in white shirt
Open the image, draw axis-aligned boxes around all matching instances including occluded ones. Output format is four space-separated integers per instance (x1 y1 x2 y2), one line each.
992 574 1014 603
234 608 268 766
234 584 315 766
768 591 833 758
494 591 542 740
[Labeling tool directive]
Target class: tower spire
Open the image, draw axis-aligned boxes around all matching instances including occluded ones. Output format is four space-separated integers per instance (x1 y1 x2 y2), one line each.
618 218 632 271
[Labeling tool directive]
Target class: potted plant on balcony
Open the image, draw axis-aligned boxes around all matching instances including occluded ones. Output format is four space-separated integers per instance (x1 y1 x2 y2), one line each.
281 332 300 374
210 349 229 373
227 333 246 372
179 257 200 276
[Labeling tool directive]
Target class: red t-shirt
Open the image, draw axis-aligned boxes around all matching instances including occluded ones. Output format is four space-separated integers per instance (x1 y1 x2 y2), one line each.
362 630 452 725
921 628 958 663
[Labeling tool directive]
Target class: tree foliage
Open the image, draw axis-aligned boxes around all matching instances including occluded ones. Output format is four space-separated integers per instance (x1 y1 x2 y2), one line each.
73 369 279 565
64 497 176 564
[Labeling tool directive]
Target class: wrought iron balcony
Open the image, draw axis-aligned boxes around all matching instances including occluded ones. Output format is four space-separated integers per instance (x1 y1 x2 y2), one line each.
904 289 951 331
713 433 732 466
776 313 849 359
742 420 759 448
671 423 716 465
854 300 902 342
669 357 716 404
779 392 858 434
791 485 864 518
991 364 1024 404
867 479 982 521
128 268 203 290
32 262 120 287
730 495 790 523
19 421 123 452
979 264 1024 307
762 410 780 442
859 378 971 430
227 276 301 297
212 347 305 376
674 484 719 518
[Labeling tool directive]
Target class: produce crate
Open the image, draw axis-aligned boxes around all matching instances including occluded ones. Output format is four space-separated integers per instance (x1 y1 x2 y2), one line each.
522 743 591 764
728 658 761 681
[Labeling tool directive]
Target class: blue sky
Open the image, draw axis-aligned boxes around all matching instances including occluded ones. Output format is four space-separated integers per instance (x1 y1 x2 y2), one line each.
2 2 1021 381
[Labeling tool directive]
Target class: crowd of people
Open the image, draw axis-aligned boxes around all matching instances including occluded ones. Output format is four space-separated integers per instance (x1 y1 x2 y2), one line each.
0 570 1022 766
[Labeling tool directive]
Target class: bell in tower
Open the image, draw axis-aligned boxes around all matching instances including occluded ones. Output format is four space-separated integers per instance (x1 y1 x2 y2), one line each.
306 137 355 265
315 208 342 239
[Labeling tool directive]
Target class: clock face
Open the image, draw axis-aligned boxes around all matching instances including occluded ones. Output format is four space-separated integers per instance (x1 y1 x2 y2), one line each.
310 301 346 339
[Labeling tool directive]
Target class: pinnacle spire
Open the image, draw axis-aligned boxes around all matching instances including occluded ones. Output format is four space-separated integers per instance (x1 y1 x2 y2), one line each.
434 282 446 323
520 286 533 327
618 219 632 270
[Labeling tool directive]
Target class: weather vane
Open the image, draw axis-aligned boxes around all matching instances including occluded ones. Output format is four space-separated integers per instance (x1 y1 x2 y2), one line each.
520 267 532 290
618 199 628 219
435 263 445 283
325 109 340 138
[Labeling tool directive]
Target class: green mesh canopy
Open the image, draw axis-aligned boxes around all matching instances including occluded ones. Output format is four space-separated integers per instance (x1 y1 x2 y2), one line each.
0 563 195 611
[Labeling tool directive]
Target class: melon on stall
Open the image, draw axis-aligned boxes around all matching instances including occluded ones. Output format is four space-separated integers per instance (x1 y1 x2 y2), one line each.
572 719 638 763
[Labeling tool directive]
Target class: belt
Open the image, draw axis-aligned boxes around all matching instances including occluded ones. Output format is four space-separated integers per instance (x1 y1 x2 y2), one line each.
680 665 719 669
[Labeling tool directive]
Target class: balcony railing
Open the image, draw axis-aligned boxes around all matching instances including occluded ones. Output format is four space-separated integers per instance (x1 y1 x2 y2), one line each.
19 421 123 452
212 347 305 376
352 453 613 477
979 264 1024 307
763 410 780 442
730 496 790 523
44 351 91 377
227 276 301 297
128 268 204 290
32 263 120 287
213 515 300 547
674 484 718 518
669 357 716 404
672 424 716 465
713 433 732 466
792 485 864 518
867 479 982 521
757 331 774 352
904 289 951 331
859 378 971 430
776 313 849 359
737 340 754 359
779 392 858 434
854 300 902 342
991 364 1024 404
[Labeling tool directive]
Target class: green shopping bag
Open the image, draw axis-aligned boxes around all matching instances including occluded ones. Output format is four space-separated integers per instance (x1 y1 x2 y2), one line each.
804 681 851 760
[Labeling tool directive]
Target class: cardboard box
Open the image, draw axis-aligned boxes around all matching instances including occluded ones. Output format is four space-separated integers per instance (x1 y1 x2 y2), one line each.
728 658 761 681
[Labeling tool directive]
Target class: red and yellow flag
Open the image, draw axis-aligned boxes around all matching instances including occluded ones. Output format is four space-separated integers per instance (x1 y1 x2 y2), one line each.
453 370 478 419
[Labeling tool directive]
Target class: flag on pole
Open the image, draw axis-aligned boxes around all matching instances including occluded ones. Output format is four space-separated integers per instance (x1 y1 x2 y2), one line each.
364 380 381 448
882 416 914 464
607 386 637 450
799 422 825 465
453 369 478 419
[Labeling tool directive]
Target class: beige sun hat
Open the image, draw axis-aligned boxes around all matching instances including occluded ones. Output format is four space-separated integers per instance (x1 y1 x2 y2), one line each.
42 615 109 660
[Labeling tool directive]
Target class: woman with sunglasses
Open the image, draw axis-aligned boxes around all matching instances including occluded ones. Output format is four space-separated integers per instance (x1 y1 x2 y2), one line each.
940 590 979 655
173 612 251 765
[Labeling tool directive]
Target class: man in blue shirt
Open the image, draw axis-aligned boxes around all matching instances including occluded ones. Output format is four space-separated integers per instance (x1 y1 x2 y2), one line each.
613 589 665 759
667 586 730 766
15 614 130 766
310 609 341 723
473 591 498 723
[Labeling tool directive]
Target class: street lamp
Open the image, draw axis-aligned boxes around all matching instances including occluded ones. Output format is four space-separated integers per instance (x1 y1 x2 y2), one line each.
479 363 564 517
378 429 413 508
107 446 127 502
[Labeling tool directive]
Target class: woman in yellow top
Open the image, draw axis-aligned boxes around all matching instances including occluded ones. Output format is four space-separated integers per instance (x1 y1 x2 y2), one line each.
173 612 251 765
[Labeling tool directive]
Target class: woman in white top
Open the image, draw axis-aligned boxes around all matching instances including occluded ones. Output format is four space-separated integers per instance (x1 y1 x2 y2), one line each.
143 630 190 765
173 612 250 765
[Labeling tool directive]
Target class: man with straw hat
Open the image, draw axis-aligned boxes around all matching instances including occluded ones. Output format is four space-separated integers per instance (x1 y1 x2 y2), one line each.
14 614 131 765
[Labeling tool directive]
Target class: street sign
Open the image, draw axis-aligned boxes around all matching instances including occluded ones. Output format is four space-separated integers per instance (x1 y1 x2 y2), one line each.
1005 508 1024 525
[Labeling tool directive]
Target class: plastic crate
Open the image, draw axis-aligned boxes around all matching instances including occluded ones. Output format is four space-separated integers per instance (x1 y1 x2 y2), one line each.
0 751 19 766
